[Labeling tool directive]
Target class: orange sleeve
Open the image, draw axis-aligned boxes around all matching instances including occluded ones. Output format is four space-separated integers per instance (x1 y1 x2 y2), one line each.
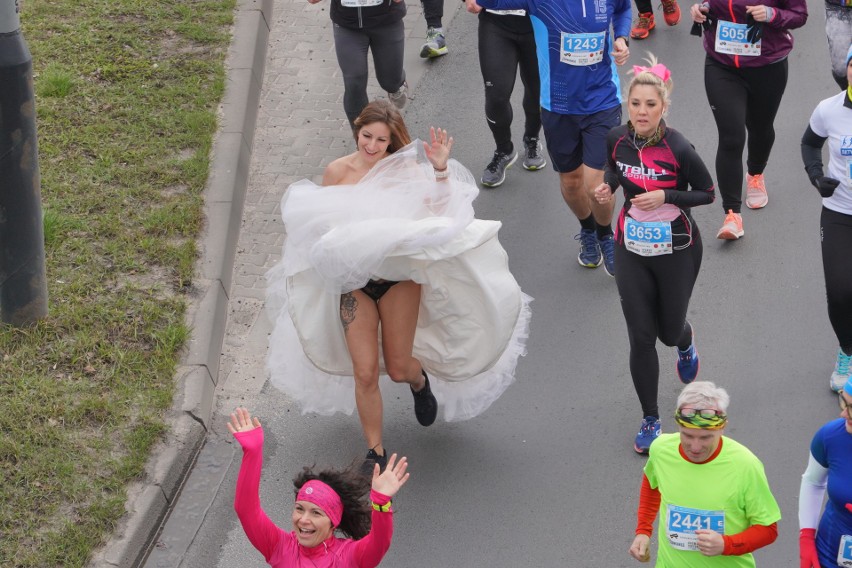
636 474 661 536
722 523 778 555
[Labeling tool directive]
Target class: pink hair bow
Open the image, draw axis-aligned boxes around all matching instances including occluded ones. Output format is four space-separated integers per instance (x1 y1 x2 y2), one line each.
632 63 671 82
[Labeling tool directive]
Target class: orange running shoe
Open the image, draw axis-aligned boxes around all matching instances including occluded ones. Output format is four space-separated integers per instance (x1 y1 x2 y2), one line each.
661 0 681 25
631 13 656 39
746 173 768 209
716 209 744 240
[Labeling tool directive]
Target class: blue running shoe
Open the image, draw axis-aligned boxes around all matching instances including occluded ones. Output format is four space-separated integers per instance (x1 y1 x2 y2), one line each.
575 229 602 268
676 342 700 384
831 349 852 392
634 416 661 454
599 234 615 276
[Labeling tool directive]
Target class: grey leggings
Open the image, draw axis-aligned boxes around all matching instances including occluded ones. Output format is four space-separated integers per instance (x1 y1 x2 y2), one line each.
826 3 852 90
333 21 406 127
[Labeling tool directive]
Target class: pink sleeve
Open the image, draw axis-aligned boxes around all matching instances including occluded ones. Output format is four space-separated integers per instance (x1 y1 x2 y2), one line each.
350 490 394 568
233 428 287 561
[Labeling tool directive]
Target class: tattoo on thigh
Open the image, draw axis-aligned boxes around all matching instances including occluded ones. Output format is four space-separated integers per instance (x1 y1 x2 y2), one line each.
340 292 357 332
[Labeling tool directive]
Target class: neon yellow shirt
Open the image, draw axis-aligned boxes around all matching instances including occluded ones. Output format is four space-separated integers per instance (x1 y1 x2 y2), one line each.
644 434 781 567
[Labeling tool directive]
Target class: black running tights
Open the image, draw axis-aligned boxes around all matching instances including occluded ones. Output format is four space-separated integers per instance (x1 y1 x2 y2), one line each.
615 233 703 418
821 207 852 352
704 56 788 214
333 21 406 127
478 16 541 154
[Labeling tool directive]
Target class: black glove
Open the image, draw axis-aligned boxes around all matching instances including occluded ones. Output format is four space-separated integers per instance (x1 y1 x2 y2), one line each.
811 176 840 198
746 13 763 44
691 4 714 36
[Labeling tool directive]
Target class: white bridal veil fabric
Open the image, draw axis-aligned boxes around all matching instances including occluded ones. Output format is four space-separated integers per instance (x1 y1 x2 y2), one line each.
266 141 532 421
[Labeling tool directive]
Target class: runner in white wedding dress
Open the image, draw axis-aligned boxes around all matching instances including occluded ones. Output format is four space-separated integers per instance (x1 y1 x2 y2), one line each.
266 101 532 468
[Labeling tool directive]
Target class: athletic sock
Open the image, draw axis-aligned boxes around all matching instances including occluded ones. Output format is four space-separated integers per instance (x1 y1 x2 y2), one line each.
595 222 613 239
579 214 595 231
496 142 513 156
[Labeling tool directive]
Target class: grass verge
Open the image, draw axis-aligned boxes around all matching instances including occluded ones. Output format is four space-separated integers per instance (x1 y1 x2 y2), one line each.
0 1 235 565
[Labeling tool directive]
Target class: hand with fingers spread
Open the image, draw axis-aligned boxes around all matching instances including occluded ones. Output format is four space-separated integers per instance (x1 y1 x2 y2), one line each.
424 126 454 172
227 407 261 435
370 454 410 498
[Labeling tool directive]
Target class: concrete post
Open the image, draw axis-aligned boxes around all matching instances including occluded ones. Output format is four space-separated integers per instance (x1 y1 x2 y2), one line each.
0 0 49 325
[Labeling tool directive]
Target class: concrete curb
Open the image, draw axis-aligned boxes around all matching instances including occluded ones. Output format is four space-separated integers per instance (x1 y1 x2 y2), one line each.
90 1 462 566
88 0 272 565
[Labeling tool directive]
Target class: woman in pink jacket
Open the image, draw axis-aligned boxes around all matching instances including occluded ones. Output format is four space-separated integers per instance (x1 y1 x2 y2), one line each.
228 407 410 567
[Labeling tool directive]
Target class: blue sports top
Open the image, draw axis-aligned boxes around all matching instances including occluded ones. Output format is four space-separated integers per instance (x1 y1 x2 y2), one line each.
476 0 631 115
810 418 852 566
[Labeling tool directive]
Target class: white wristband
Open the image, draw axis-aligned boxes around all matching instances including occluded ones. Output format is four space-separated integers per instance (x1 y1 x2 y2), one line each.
434 168 449 179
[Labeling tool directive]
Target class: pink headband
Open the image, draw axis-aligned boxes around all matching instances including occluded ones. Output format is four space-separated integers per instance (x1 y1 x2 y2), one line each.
632 63 672 83
297 480 343 526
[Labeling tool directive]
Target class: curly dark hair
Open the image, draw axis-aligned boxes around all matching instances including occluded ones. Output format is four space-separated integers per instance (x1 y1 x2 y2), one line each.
293 464 372 540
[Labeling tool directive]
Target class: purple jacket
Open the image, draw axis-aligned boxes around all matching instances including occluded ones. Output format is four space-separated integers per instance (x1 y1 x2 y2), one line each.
700 0 807 68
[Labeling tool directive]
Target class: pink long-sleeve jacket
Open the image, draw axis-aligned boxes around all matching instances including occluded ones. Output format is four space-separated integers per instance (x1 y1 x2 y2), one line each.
233 428 394 567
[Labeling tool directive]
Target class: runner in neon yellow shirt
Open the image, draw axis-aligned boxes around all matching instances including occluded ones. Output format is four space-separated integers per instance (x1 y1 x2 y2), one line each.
629 381 781 566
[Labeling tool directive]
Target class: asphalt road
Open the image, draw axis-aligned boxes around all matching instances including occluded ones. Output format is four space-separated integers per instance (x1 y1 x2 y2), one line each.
148 7 843 567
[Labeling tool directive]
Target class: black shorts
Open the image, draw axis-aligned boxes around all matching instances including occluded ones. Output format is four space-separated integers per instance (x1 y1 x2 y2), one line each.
541 105 622 172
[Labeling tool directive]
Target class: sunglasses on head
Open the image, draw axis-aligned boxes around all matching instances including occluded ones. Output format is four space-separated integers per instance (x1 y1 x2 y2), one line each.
678 407 726 420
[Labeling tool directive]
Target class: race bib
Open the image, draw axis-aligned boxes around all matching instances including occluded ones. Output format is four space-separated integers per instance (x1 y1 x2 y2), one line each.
714 20 761 56
486 8 527 15
839 535 852 567
341 0 383 7
559 31 605 66
666 505 725 551
624 217 673 257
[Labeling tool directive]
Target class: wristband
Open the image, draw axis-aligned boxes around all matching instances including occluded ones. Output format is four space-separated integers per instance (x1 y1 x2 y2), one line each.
372 500 392 512
434 167 449 180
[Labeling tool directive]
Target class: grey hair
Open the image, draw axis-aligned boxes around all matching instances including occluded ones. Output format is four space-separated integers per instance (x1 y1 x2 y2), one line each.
676 381 730 413
627 53 673 111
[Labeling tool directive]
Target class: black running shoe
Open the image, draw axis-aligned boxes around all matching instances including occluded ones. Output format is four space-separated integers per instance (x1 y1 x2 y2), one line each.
411 371 438 426
362 448 388 476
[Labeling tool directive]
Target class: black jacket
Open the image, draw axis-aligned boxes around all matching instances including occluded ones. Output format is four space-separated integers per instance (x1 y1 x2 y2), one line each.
330 0 406 30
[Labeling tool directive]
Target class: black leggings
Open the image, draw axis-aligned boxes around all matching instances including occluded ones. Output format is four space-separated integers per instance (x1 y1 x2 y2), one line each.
478 16 541 154
704 56 788 214
821 207 852 352
333 21 406 127
615 232 703 418
634 0 654 14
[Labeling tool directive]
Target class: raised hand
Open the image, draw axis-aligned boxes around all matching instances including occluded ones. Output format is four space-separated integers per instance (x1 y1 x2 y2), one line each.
371 454 410 498
227 407 261 435
423 127 454 172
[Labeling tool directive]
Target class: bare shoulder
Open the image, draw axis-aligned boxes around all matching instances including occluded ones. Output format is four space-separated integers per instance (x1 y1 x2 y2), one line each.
322 154 356 186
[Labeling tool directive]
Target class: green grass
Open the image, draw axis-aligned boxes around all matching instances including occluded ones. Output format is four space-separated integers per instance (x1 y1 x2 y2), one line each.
0 1 235 566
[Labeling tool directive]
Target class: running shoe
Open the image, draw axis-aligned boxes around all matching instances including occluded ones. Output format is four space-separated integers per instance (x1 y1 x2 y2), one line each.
630 13 655 39
481 150 518 187
716 209 744 240
411 371 438 426
660 0 681 25
634 416 661 454
362 448 388 475
420 27 448 59
831 349 852 393
575 229 603 268
388 81 408 110
676 339 700 384
599 234 616 277
745 173 768 209
522 136 547 170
